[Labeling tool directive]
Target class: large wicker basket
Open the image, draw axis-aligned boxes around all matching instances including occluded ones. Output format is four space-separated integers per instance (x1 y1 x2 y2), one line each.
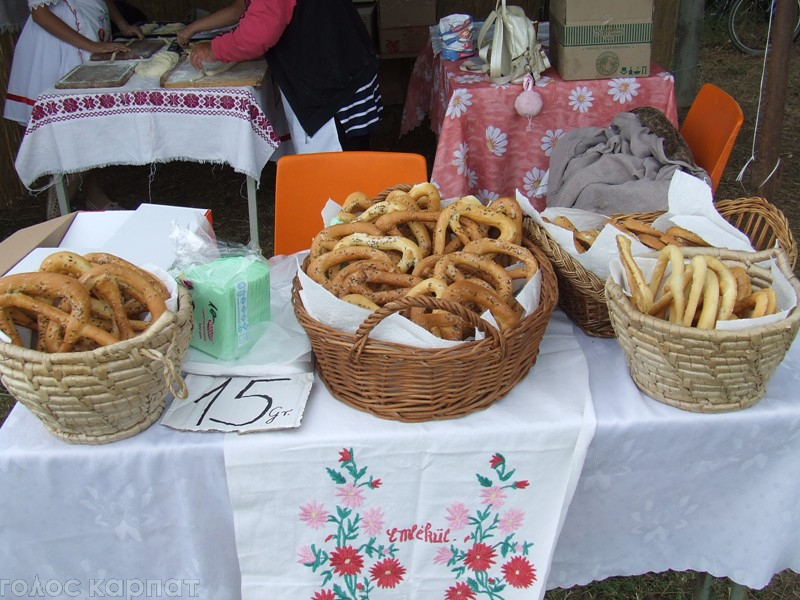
0 286 193 444
291 243 558 422
525 196 798 338
605 247 800 413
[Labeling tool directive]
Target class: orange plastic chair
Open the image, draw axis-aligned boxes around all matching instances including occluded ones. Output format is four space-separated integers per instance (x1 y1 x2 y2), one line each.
679 83 744 194
273 151 429 256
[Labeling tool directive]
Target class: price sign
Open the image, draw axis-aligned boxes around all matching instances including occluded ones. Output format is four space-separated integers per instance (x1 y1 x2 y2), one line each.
161 372 315 433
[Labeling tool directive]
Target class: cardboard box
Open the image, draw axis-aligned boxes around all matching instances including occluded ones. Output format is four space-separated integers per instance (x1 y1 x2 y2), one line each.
549 0 653 24
379 25 430 57
378 0 436 28
548 0 653 80
0 205 213 276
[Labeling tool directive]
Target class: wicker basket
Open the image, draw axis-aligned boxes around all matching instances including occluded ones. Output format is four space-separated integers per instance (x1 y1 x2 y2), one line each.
524 196 798 338
291 242 558 422
0 286 193 444
605 247 800 413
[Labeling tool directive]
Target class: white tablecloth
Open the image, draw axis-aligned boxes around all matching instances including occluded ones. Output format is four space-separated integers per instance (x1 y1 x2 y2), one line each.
14 76 280 188
2 275 800 597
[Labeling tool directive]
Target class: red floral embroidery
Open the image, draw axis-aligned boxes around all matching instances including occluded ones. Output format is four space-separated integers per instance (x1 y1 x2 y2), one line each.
514 480 529 489
148 91 165 106
98 94 116 109
220 95 236 109
311 590 335 600
328 545 364 576
133 91 148 105
62 98 80 113
445 582 477 599
464 542 496 572
183 93 200 108
501 555 536 588
490 454 504 469
338 448 352 462
369 557 406 588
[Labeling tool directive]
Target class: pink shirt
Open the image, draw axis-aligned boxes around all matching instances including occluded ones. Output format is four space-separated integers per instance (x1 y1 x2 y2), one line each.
211 0 296 63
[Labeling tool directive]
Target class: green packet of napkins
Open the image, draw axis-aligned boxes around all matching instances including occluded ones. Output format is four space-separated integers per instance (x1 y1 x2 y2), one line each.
179 255 270 360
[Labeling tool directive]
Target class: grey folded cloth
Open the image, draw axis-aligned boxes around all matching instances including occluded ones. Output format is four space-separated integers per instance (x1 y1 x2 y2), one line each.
546 109 711 214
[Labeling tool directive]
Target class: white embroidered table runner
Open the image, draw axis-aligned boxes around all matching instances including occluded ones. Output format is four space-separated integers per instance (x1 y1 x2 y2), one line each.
224 311 596 600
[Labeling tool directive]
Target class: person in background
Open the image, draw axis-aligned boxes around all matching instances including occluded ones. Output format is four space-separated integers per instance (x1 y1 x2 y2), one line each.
4 0 143 218
177 0 383 153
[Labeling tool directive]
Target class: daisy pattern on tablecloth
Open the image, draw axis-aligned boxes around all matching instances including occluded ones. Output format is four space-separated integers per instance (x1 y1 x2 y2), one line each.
451 142 469 174
445 88 472 119
535 75 553 87
477 189 500 204
455 73 484 84
657 71 675 83
465 167 478 189
486 125 508 156
541 129 564 157
607 78 641 104
523 167 548 197
569 86 594 113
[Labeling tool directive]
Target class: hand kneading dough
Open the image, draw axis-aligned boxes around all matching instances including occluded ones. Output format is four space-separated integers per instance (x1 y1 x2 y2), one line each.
135 51 180 77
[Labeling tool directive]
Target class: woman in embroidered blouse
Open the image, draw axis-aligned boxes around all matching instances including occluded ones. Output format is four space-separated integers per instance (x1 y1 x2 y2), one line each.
4 0 142 125
178 0 383 153
4 0 143 216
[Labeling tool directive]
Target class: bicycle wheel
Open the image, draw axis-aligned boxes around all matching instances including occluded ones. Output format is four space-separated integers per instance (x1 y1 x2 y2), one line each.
728 0 800 55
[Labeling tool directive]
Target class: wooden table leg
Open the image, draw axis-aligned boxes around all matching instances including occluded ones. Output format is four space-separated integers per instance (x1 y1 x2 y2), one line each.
54 175 71 216
246 175 260 249
694 572 713 600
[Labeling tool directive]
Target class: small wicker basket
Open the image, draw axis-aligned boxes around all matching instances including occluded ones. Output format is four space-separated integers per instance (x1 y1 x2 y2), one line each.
605 247 800 413
291 242 558 422
0 286 193 444
524 196 798 338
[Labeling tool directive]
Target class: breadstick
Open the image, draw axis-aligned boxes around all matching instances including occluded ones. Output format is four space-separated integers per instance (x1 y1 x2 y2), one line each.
682 256 708 327
616 235 654 313
702 256 737 321
697 270 720 329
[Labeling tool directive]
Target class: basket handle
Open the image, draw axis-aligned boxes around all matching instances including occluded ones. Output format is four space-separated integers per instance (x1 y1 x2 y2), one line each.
350 294 507 362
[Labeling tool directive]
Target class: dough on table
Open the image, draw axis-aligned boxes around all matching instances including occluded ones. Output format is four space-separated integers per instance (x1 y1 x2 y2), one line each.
134 51 180 77
153 22 185 35
139 22 158 35
186 48 238 77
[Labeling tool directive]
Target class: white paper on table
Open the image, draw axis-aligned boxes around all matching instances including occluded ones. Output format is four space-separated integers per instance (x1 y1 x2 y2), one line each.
528 206 649 279
609 254 797 330
651 170 754 251
161 372 314 433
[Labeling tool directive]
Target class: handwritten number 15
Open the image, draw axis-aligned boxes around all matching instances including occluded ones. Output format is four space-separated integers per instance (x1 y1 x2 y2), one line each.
194 377 290 426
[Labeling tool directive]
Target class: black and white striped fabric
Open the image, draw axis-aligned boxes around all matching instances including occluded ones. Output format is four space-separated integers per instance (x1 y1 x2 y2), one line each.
336 73 384 138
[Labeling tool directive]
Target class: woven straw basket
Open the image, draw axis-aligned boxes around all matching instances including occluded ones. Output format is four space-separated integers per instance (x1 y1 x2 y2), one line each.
291 242 558 422
0 286 193 444
605 247 800 413
525 196 798 338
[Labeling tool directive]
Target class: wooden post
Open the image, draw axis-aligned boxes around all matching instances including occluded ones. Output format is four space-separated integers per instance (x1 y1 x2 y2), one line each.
751 0 797 200
672 0 704 109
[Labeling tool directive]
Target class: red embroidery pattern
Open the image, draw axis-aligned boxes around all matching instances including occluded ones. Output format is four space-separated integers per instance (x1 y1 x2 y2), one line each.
28 88 280 148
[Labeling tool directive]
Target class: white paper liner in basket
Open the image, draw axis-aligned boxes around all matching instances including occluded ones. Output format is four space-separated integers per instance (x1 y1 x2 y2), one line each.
296 256 543 349
529 171 756 279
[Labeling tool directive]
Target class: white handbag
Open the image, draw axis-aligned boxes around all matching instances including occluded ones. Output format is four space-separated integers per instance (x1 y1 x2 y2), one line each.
461 0 550 85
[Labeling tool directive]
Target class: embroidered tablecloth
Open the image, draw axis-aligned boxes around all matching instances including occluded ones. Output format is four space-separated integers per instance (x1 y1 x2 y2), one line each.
14 77 280 188
401 38 678 210
224 309 596 600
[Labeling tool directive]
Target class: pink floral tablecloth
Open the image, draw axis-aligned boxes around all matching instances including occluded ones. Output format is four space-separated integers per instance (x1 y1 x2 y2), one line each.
401 40 678 211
